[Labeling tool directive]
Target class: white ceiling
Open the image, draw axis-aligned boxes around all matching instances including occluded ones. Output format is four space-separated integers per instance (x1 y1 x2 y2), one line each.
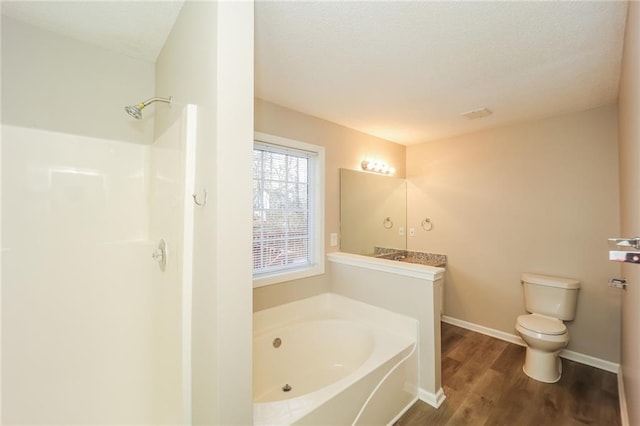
255 1 628 145
1 1 629 145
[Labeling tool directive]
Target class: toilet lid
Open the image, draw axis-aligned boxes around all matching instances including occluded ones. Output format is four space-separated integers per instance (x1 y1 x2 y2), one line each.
517 314 566 335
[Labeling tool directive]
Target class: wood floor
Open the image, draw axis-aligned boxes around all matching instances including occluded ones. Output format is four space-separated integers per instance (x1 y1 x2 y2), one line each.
395 323 621 426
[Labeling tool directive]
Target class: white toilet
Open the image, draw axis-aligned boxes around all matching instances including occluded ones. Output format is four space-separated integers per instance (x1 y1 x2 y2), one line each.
515 273 580 383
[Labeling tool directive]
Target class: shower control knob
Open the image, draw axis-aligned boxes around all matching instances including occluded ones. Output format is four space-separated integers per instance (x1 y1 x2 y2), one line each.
152 239 167 272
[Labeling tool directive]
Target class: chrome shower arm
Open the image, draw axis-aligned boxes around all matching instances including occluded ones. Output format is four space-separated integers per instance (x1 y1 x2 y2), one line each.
141 96 172 107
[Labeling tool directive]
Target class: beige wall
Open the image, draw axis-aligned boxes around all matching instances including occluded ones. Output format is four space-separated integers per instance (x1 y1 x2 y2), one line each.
253 99 405 311
407 105 621 362
1 16 155 145
617 1 640 424
155 2 254 424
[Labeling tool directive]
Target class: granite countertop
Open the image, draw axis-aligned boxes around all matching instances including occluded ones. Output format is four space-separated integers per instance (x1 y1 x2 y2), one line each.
373 247 447 267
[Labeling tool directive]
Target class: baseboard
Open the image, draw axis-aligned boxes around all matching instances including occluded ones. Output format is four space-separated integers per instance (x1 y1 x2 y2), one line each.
618 365 630 426
418 387 446 408
387 396 419 426
441 315 619 373
442 315 525 347
560 348 619 373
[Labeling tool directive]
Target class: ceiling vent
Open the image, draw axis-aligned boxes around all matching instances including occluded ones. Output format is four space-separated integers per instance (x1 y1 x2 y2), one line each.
462 107 492 120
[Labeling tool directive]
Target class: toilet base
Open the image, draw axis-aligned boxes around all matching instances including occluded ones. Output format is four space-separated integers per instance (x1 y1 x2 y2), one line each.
522 347 562 383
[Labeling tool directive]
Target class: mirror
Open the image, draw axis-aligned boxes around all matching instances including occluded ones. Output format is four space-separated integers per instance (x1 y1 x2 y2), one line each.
340 168 407 255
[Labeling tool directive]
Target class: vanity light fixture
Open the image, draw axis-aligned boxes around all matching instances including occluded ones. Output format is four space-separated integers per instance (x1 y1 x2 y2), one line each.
361 160 395 175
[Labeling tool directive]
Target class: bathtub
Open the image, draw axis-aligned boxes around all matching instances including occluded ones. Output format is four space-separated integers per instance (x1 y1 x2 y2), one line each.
253 293 418 425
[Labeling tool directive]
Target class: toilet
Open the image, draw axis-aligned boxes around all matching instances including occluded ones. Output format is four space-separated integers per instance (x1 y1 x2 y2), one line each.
515 273 580 383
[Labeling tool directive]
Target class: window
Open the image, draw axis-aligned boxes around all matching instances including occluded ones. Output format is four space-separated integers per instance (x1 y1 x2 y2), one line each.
253 132 325 287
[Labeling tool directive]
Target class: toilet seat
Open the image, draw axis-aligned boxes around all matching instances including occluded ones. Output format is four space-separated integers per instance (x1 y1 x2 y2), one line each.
517 313 566 335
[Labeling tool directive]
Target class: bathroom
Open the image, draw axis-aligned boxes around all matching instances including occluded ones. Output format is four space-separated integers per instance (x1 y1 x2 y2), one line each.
1 1 639 425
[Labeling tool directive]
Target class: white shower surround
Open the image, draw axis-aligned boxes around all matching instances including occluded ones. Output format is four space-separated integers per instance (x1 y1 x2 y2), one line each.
1 125 155 422
1 105 197 424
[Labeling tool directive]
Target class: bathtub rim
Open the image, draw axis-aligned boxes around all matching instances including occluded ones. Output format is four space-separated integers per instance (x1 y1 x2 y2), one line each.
253 292 418 341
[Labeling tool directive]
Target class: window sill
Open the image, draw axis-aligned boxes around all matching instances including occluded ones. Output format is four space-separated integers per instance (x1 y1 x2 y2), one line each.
253 263 325 288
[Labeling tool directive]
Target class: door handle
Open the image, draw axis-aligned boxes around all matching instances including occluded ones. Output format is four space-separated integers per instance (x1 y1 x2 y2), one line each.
608 238 640 249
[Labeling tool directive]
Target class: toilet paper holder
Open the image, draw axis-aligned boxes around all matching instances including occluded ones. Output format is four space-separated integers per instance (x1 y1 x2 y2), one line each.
608 278 627 290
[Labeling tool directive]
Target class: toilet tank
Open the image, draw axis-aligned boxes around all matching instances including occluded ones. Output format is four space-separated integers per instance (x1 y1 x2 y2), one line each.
522 273 580 320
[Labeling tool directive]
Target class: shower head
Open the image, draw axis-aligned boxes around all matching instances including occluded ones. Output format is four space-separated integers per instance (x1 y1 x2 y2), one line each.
125 103 144 119
124 96 172 119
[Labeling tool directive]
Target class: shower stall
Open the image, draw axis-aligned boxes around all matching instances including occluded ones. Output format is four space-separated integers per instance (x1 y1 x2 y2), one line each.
2 2 254 423
1 102 197 424
1 16 195 423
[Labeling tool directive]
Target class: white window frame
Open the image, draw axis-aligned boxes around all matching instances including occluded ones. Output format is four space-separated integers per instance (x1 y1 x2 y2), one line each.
253 132 325 288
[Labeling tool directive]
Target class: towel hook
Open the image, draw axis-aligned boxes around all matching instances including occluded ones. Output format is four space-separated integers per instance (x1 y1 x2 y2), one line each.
383 217 393 229
421 218 433 231
193 189 207 207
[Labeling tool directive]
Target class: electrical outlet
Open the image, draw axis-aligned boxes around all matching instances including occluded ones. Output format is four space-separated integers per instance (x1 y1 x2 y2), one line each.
330 233 338 246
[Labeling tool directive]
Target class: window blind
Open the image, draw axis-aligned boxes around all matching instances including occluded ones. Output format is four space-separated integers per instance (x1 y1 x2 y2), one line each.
252 143 315 275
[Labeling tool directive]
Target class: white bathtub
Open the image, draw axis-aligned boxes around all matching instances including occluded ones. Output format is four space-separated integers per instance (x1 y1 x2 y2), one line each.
253 293 418 425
